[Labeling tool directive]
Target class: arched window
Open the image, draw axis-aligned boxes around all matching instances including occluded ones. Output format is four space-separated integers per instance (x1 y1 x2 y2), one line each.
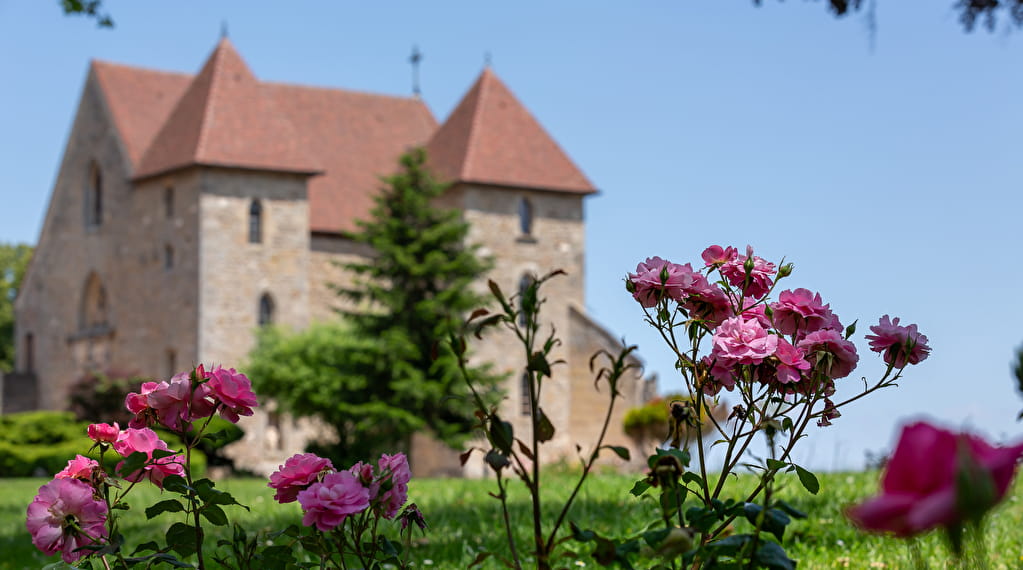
80 272 109 330
258 293 275 326
518 197 533 236
248 200 263 243
164 244 174 270
520 372 533 416
87 162 103 227
164 187 174 218
518 273 535 327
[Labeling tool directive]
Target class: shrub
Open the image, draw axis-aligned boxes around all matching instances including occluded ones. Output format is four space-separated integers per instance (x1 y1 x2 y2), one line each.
67 369 151 426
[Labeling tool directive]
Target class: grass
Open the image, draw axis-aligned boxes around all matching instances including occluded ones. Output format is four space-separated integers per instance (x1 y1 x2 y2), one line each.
3 471 1022 569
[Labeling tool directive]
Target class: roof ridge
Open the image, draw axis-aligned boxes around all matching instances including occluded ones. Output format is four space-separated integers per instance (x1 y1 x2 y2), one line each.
460 70 491 182
265 79 424 102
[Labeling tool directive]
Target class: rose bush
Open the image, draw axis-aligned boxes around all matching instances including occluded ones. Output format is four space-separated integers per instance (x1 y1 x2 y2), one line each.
25 365 425 569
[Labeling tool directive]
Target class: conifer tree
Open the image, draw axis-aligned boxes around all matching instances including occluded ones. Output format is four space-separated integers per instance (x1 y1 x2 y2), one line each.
250 148 498 464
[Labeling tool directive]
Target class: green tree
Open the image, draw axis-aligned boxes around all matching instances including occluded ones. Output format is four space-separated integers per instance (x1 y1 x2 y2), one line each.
249 149 499 465
0 243 32 373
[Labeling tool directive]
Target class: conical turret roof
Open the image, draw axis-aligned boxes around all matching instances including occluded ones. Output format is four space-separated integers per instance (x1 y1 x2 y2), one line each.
134 38 320 179
426 68 595 194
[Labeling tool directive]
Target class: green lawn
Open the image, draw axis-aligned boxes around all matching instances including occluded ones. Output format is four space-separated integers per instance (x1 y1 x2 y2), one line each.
3 471 1022 569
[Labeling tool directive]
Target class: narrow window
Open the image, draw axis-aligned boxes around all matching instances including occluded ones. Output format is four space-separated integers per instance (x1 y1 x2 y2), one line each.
164 244 174 270
81 272 109 329
24 333 34 373
258 293 274 326
518 273 535 327
87 162 103 227
520 373 533 416
248 200 263 243
166 349 177 378
518 197 533 235
164 187 174 218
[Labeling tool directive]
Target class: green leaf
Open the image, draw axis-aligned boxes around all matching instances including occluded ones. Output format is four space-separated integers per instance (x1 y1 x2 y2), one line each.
201 504 229 526
488 415 514 453
681 472 704 487
766 458 788 471
603 445 631 461
774 500 808 519
468 551 493 568
484 449 509 471
536 408 555 442
132 541 160 554
260 545 296 566
794 464 820 495
145 499 185 519
117 451 150 477
528 351 552 378
166 522 199 557
161 475 190 495
743 503 791 542
754 540 796 570
629 480 651 497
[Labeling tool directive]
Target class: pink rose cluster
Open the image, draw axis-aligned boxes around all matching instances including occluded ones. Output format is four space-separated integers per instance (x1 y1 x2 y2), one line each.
25 424 189 562
847 422 1023 537
268 452 413 531
629 246 931 422
126 364 258 431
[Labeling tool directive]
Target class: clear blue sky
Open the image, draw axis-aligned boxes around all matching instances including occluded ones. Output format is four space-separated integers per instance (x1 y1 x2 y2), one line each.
2 1 1021 471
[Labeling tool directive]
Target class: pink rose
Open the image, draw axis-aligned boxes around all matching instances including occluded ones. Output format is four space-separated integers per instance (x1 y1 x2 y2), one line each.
54 455 99 481
701 245 737 266
681 276 731 328
773 338 811 385
347 461 381 501
125 381 166 428
297 471 371 531
147 374 215 431
846 422 1023 536
711 316 778 367
269 453 335 504
719 245 776 299
26 478 108 563
628 257 701 308
113 427 185 489
376 453 411 519
770 289 842 337
87 422 120 444
865 315 931 368
206 366 258 422
797 329 859 379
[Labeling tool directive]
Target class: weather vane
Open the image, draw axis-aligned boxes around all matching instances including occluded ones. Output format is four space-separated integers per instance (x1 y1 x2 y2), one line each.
409 45 422 97
220 21 229 39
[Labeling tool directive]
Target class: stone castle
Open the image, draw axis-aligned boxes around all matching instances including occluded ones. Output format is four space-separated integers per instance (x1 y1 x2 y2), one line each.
9 38 655 476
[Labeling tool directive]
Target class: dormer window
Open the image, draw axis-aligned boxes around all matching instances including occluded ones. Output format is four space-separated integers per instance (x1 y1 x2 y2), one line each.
86 162 103 227
249 200 263 243
518 197 533 236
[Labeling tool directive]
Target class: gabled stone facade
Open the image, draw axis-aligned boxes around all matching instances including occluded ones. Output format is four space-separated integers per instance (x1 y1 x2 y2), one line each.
12 39 656 476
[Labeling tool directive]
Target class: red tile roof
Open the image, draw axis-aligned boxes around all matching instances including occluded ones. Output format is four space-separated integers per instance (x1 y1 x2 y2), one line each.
426 68 595 194
91 42 592 234
135 39 320 180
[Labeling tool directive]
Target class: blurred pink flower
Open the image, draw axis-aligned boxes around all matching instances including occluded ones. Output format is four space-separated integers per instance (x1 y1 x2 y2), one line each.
797 329 859 379
87 422 119 444
26 478 108 563
269 453 335 504
377 453 411 519
297 471 370 531
681 276 731 328
865 315 931 368
54 455 99 481
846 422 1023 537
711 316 778 367
720 245 776 299
206 366 258 422
770 288 842 337
113 427 185 489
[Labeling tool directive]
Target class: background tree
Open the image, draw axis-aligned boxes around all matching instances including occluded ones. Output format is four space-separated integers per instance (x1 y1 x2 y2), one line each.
0 243 32 373
249 148 500 465
758 0 1023 31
